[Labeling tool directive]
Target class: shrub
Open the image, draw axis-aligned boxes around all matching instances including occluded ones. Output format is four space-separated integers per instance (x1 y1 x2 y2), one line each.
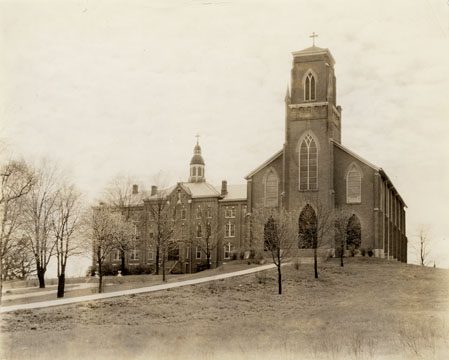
360 248 366 257
126 265 154 275
334 247 343 258
367 247 374 257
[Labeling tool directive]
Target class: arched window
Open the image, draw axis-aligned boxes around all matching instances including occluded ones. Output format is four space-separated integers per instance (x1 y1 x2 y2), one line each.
346 164 362 203
264 169 279 207
192 167 197 176
299 134 318 190
198 167 202 176
304 72 316 101
298 204 317 249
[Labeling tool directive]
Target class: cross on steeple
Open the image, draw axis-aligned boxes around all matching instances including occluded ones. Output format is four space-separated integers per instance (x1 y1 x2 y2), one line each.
195 133 200 144
309 32 318 46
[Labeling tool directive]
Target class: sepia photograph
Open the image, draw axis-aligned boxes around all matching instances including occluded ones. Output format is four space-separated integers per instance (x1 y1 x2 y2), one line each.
1 0 448 359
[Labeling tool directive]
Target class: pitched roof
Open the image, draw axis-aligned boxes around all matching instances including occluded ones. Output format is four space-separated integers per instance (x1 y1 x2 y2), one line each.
245 149 283 179
332 140 380 171
214 184 247 201
180 182 221 198
332 140 407 207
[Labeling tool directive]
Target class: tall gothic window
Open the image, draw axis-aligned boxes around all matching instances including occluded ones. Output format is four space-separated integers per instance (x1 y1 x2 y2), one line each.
346 164 362 203
304 72 316 101
299 134 318 190
264 169 279 207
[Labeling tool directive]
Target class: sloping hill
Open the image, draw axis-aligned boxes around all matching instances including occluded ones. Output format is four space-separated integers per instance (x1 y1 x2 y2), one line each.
1 258 448 360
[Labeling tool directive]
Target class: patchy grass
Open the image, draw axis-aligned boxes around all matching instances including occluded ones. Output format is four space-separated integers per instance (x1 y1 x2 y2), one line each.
1 258 448 360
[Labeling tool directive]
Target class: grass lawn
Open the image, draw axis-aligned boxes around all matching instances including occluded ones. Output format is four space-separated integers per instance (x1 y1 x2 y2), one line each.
1 257 448 360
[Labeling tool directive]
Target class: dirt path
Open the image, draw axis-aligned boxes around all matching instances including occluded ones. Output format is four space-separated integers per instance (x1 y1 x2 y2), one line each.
0 263 276 313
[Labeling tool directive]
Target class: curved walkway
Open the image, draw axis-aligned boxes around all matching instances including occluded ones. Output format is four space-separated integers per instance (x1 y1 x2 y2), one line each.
0 263 277 314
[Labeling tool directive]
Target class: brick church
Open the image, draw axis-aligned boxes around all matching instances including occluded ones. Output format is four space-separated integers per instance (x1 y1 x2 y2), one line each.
104 44 407 273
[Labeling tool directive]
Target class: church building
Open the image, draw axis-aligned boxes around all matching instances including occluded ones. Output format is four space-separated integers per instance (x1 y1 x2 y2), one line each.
245 45 407 261
103 44 407 273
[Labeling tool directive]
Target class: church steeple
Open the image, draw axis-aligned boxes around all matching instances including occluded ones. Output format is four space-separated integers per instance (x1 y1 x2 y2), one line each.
189 136 206 183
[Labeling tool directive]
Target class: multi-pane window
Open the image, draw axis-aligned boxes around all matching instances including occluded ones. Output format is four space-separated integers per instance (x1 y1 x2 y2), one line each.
264 170 278 207
196 223 202 238
304 72 316 101
346 164 362 203
225 206 236 218
196 206 202 219
299 134 318 190
196 247 202 259
181 208 186 220
224 242 232 260
147 249 154 262
225 221 235 237
130 249 139 261
206 206 212 218
113 250 121 261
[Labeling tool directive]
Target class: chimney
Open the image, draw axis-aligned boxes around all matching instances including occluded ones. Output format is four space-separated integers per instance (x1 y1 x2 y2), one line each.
151 185 158 196
221 180 228 196
132 184 139 194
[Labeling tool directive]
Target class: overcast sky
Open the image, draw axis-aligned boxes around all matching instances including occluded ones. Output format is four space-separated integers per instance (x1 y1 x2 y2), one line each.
1 0 448 274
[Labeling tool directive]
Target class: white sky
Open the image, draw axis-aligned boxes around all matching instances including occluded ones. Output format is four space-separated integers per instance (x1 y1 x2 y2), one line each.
1 0 449 275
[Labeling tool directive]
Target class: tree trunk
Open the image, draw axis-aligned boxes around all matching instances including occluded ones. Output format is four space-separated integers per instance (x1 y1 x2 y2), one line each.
57 273 65 298
277 265 282 295
155 245 160 275
206 251 211 270
340 242 344 267
121 250 126 274
37 267 46 288
314 247 318 279
98 261 103 293
162 252 166 282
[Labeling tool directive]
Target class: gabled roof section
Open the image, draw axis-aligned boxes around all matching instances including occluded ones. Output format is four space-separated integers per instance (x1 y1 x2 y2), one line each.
181 182 221 199
145 185 177 201
332 140 380 171
245 149 283 180
332 140 407 207
214 184 247 202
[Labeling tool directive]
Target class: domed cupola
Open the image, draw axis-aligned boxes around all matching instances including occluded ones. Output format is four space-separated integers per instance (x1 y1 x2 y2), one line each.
189 137 205 182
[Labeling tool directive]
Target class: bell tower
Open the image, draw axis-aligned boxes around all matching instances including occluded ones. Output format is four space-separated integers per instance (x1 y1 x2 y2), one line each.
283 43 342 211
189 136 206 183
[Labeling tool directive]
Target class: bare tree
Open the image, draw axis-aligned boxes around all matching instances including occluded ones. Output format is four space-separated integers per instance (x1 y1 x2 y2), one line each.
333 207 352 267
51 184 83 298
147 192 176 282
0 159 35 299
251 207 296 294
416 225 431 266
193 204 220 270
86 205 119 293
22 161 60 288
102 175 143 274
298 198 334 279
